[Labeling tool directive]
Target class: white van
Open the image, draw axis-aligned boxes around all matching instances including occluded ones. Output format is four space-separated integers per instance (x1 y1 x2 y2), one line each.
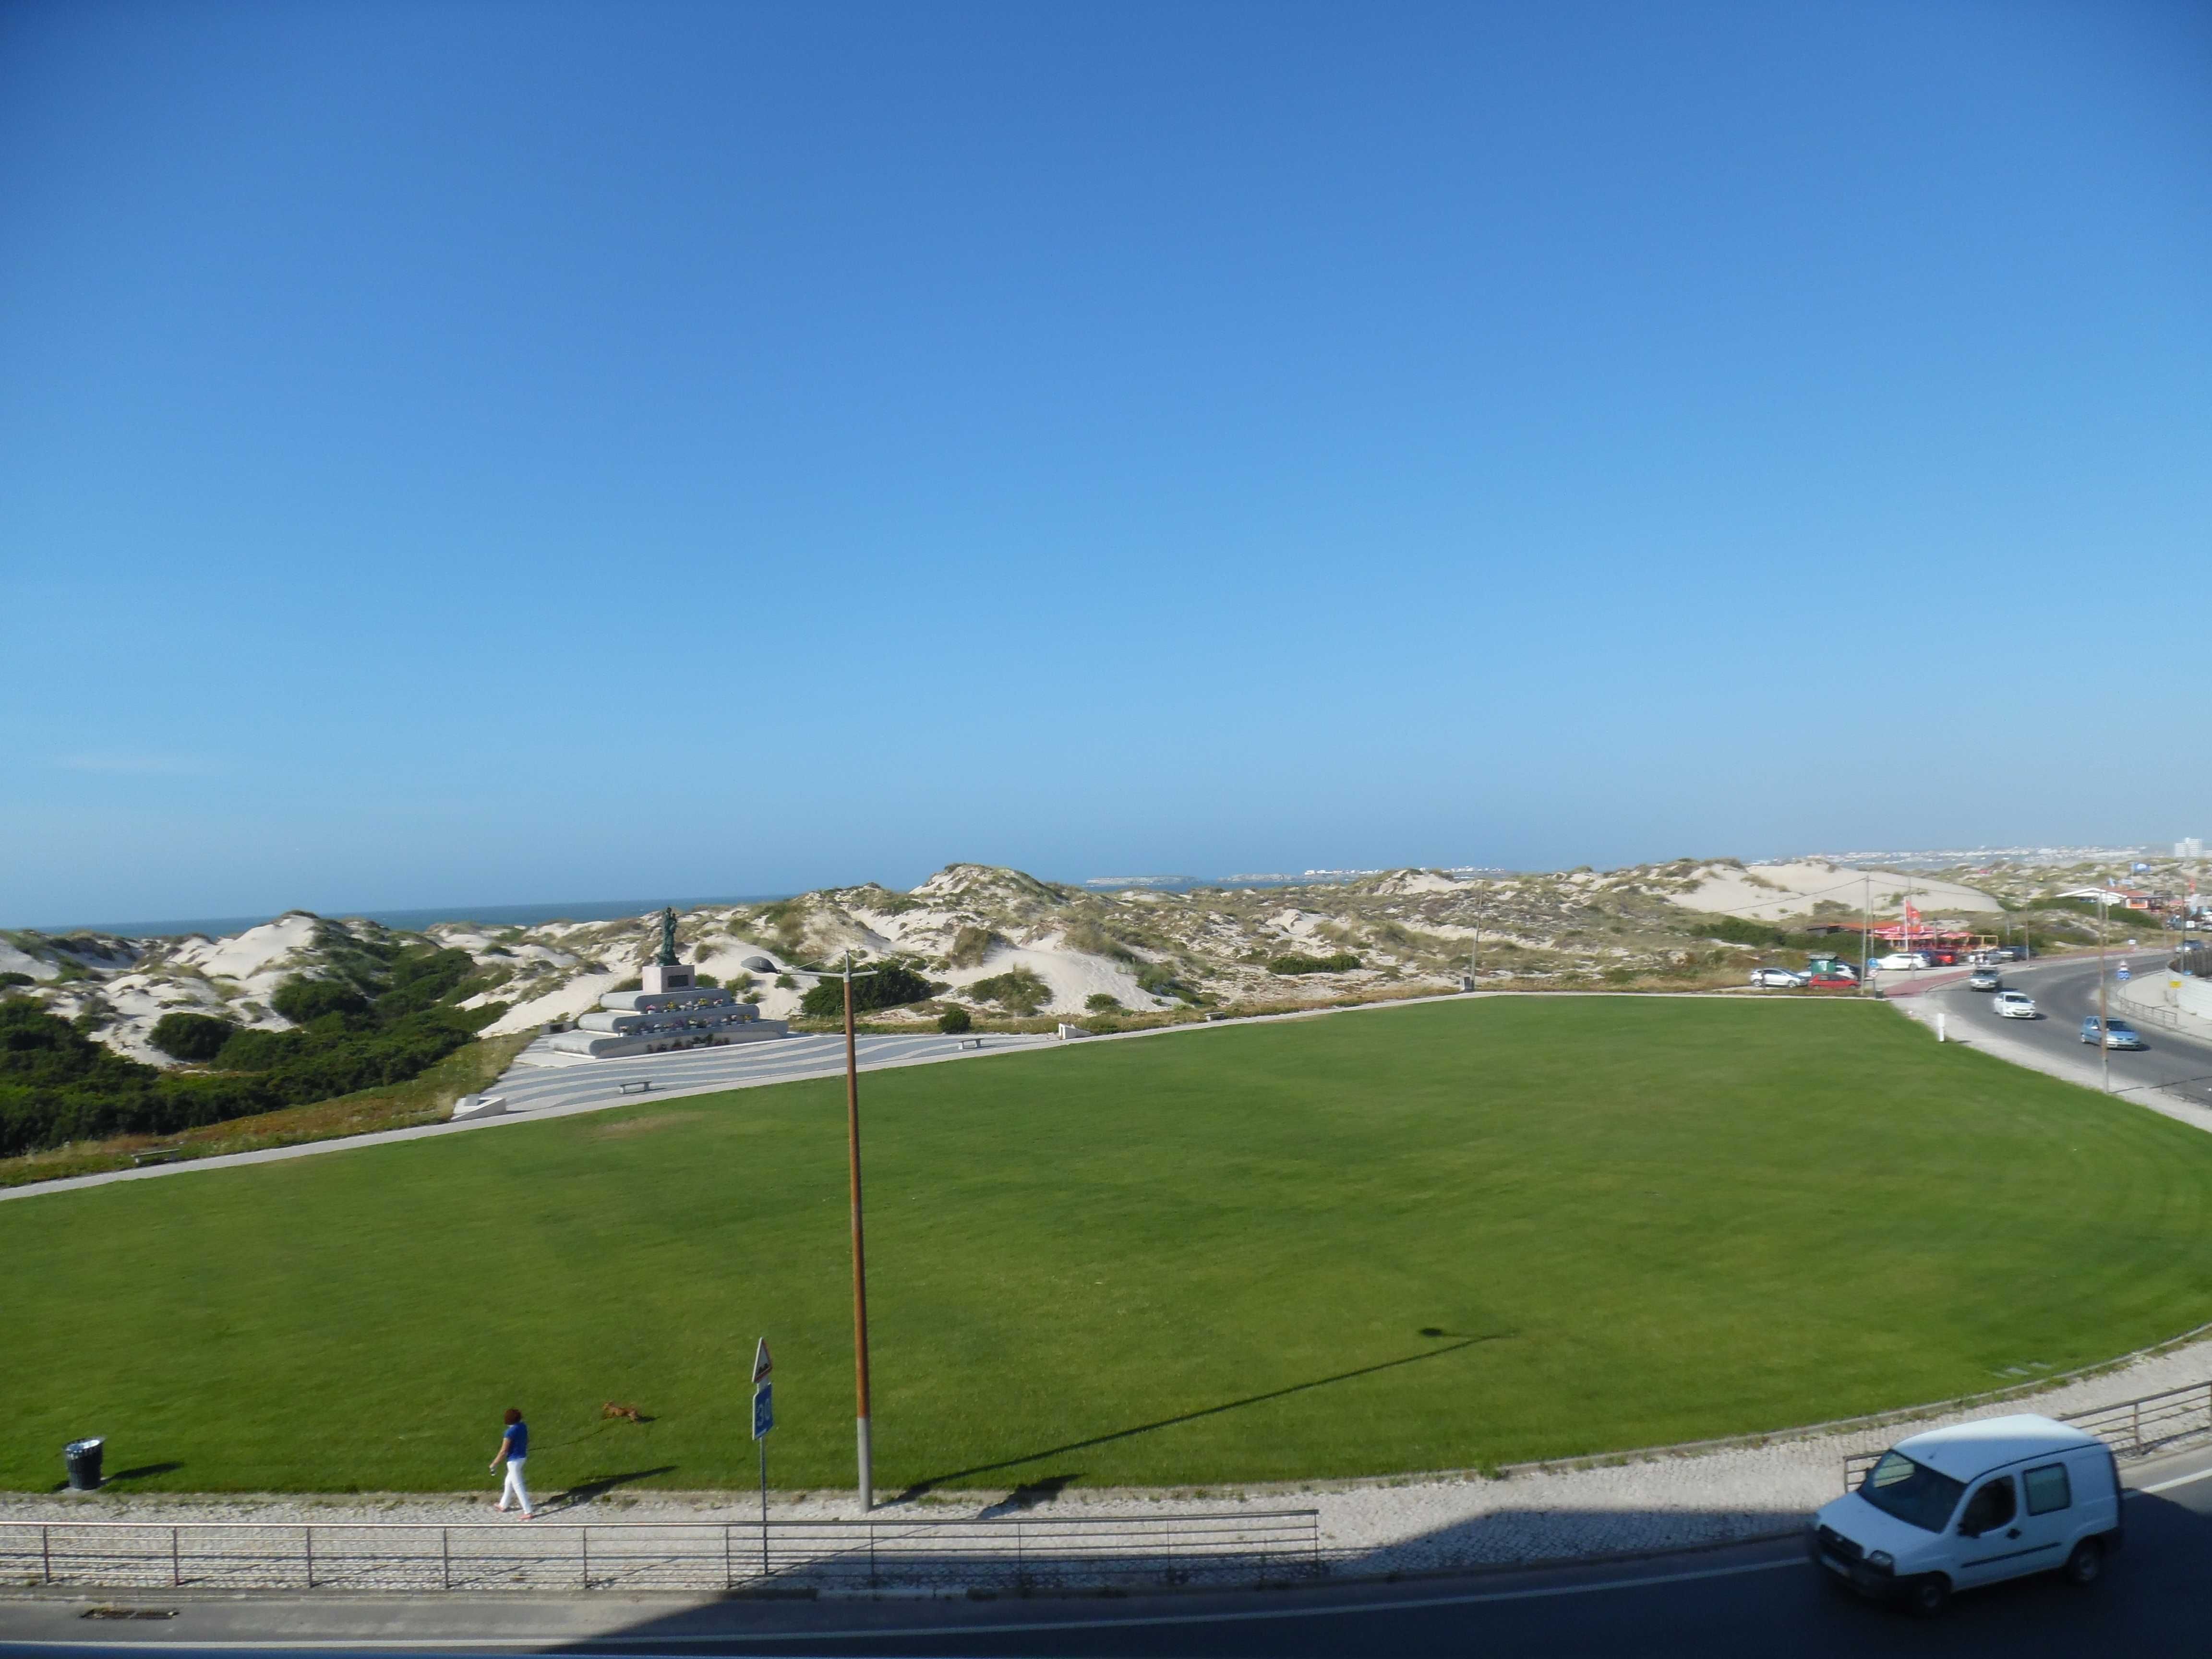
1809 1413 2122 1614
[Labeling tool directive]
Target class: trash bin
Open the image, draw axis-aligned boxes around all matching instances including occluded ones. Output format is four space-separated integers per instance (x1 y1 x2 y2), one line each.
63 1438 103 1491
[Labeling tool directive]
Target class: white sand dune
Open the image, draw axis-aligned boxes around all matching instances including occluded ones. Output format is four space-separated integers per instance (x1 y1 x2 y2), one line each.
1669 859 1999 922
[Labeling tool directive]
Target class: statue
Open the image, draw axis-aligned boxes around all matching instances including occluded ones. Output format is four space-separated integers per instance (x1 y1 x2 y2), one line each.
657 906 679 967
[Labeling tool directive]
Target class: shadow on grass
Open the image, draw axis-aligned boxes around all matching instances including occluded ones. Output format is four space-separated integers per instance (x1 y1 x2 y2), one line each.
893 1330 1512 1502
548 1465 679 1512
47 1461 186 1493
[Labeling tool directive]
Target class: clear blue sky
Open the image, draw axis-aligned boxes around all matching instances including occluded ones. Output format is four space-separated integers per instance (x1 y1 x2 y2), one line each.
3 1 2207 926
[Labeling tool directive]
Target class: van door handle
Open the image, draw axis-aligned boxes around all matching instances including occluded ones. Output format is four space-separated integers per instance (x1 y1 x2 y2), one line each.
2005 1527 2021 1539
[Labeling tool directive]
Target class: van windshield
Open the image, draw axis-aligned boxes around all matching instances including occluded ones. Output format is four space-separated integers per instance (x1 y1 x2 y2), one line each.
1860 1451 1966 1532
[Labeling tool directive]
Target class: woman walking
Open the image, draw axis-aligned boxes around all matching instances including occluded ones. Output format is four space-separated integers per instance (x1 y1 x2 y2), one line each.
490 1407 535 1519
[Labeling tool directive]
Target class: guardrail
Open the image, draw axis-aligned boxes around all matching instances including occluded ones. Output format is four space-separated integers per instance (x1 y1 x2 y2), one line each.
1842 1380 2211 1493
0 1509 1322 1595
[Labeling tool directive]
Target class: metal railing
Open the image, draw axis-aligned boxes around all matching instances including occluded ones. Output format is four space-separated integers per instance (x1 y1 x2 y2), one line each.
0 1509 1322 1596
1842 1380 2211 1493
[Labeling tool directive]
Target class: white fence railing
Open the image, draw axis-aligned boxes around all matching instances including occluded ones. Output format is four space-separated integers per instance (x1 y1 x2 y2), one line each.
1843 1380 2211 1493
0 1509 1322 1595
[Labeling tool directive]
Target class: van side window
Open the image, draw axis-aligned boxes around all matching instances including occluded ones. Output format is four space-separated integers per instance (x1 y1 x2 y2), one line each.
1960 1474 2017 1534
2024 1464 2072 1515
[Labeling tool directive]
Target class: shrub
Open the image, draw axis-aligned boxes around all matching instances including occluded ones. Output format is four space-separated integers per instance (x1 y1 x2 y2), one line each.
611 977 643 993
0 972 33 987
966 967 1051 1017
946 926 1000 969
937 1006 972 1034
1085 992 1122 1012
1135 962 1201 1002
149 1011 236 1062
1269 951 1362 975
800 959 935 1019
271 978 372 1025
694 974 718 988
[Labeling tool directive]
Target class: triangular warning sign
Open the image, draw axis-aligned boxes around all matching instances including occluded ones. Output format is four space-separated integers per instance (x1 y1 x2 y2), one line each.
752 1338 773 1384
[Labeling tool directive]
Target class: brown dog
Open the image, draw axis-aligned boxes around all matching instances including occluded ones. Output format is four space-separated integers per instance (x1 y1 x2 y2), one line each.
601 1401 644 1424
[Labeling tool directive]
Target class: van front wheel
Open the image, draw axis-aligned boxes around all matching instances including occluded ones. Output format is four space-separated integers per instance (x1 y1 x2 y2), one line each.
2063 1539 2105 1587
1905 1575 1951 1617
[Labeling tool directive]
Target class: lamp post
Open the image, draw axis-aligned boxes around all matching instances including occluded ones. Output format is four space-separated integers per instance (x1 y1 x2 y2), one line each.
792 951 882 1512
2097 888 2111 1094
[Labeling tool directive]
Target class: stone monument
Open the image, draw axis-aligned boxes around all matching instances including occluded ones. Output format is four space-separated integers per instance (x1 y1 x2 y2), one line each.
545 904 790 1059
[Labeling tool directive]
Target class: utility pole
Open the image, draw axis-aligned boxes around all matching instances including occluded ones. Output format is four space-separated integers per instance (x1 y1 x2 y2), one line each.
798 951 883 1512
1861 873 1871 994
2097 889 2111 1094
840 952 877 1511
1471 889 1485 985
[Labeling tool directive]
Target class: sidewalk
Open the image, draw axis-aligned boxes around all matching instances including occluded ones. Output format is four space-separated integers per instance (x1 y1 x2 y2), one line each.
7 1335 2203 1582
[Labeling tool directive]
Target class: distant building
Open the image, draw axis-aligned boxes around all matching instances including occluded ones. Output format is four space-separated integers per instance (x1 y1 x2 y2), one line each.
2179 837 2205 858
2056 886 2162 911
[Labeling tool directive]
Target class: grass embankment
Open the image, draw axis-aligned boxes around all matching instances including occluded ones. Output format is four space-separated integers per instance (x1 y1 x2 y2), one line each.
0 1034 532 1189
4 997 2209 1496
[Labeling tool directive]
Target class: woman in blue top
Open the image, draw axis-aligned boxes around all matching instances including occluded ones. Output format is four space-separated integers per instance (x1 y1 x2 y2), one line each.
490 1408 534 1518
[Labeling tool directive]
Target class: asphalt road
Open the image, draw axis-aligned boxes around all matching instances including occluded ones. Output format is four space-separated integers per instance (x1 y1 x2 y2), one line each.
1 1444 2205 1657
1917 953 2212 1116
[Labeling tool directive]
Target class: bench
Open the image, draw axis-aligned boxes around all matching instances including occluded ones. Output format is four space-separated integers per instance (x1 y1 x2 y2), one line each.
616 1080 654 1096
130 1150 178 1167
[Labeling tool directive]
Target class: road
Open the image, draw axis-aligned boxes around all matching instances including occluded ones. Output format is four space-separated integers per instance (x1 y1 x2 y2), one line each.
1912 953 2212 1120
1 1444 2206 1656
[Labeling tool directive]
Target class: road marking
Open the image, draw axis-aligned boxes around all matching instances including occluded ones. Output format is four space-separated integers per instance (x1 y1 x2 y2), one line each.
0 1557 1807 1650
2140 1465 2212 1495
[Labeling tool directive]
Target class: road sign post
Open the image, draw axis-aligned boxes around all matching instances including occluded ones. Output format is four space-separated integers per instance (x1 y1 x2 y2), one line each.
751 1340 775 1579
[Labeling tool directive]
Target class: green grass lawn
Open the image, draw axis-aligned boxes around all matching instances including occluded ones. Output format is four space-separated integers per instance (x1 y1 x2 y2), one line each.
5 997 2211 1498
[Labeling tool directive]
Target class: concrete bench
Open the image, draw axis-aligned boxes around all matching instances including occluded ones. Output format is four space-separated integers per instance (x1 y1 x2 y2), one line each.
616 1080 654 1096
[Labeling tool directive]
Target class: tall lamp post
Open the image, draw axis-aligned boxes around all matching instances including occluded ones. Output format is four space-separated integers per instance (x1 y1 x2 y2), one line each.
793 951 882 1511
2097 887 2111 1094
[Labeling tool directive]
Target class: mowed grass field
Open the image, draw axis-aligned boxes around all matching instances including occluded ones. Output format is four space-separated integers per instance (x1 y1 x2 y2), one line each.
5 997 2212 1497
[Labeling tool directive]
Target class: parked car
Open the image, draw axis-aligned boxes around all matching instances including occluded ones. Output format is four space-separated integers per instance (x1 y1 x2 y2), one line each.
2080 1017 2145 1050
1967 969 2002 991
1808 1413 2122 1615
1990 947 2023 962
1750 967 1808 988
1993 990 2037 1019
1809 972 1861 990
1876 953 1926 972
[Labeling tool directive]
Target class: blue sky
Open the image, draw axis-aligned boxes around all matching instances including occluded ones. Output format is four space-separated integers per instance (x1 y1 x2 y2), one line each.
3 1 2207 926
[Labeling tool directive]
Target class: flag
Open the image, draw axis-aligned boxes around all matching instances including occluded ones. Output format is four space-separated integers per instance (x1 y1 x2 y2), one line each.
1904 902 1922 924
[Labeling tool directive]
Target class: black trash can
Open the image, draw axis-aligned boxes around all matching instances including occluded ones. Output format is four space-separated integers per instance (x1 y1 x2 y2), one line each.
63 1438 104 1491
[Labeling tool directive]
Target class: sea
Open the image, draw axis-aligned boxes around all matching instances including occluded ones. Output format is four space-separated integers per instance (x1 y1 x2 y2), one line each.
31 896 791 941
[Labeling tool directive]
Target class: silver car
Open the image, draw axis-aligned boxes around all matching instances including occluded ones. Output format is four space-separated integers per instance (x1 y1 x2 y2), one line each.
1749 967 1808 988
1993 990 2037 1019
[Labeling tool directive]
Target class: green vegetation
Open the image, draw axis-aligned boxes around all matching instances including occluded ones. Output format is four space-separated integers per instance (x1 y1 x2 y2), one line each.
798 959 935 1019
936 1006 972 1034
964 966 1051 1015
1269 950 1363 974
0 937 508 1157
1085 992 1122 1013
149 1012 235 1061
1135 961 1201 1003
0 1033 534 1190
945 926 1001 969
4 998 2210 1495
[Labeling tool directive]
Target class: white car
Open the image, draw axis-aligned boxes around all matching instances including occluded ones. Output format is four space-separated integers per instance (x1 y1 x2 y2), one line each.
1749 967 1808 988
1993 990 2037 1019
1875 952 1929 972
1810 1413 2122 1614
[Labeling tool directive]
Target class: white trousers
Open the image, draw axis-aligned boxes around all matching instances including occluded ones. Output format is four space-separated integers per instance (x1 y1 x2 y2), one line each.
498 1458 533 1514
